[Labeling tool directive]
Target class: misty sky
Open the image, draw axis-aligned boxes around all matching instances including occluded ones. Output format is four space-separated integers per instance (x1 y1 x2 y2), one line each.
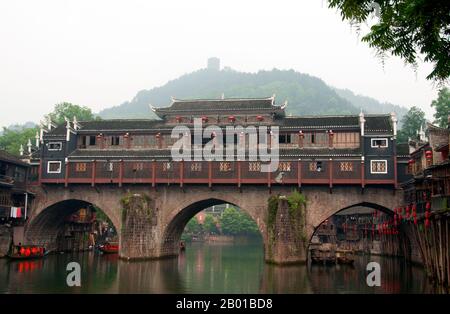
0 0 441 128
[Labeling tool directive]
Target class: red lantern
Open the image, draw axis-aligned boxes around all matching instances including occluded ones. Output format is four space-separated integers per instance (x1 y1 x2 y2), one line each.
228 115 235 122
175 116 182 122
426 202 431 210
256 115 264 121
20 247 25 256
425 150 433 160
25 248 31 257
202 116 208 123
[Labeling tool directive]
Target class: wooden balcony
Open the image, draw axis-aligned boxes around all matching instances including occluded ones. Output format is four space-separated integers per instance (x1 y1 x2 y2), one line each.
38 160 397 188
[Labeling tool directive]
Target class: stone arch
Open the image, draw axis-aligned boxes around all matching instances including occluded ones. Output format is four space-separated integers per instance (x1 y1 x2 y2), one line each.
26 198 121 251
159 195 266 258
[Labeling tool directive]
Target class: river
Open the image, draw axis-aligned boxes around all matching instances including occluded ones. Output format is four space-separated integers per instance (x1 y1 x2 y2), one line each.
0 241 436 294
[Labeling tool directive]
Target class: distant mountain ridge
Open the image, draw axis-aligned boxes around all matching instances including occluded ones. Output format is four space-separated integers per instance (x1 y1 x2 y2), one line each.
98 68 408 122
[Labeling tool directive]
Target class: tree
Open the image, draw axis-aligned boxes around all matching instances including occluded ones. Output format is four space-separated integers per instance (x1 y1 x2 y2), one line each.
203 214 219 235
397 106 426 142
221 207 260 236
47 102 98 125
221 207 241 236
328 0 450 82
0 125 39 155
430 87 450 128
184 218 203 235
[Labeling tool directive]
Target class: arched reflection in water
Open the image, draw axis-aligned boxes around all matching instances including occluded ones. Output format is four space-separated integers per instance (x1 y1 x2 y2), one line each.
0 241 436 293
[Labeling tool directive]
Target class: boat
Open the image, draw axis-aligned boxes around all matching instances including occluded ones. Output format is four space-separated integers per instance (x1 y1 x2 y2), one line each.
99 242 119 254
8 245 46 260
179 241 186 252
336 249 355 265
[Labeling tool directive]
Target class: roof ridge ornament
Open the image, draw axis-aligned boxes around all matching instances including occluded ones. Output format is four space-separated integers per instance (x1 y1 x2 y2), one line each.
281 100 288 110
271 94 276 105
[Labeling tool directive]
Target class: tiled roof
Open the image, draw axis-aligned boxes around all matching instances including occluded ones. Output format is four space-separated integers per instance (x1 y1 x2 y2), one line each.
77 120 166 132
68 147 361 160
364 115 393 134
279 116 359 129
0 149 29 167
161 97 276 111
396 143 410 156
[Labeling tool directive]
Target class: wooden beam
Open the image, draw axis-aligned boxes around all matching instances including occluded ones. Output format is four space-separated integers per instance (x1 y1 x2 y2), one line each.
119 160 124 187
152 160 156 188
208 160 212 188
91 160 96 187
64 161 69 188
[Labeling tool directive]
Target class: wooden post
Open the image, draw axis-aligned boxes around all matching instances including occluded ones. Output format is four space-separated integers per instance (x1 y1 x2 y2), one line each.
65 161 69 187
361 157 365 189
152 160 156 188
180 160 184 188
38 159 42 186
119 160 124 187
329 158 333 190
208 160 212 188
267 169 271 189
237 160 241 188
297 159 302 188
91 160 96 187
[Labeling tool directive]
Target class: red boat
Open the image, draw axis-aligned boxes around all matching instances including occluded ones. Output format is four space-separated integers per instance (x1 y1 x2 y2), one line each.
8 245 46 260
99 242 119 254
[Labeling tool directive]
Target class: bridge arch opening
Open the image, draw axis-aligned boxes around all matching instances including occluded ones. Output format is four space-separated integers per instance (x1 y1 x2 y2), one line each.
308 202 398 263
161 198 263 258
26 199 119 253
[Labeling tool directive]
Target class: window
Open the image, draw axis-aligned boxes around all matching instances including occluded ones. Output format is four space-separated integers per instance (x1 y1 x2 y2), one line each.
309 161 323 172
340 162 353 172
133 163 144 171
89 136 96 146
278 162 291 172
190 162 202 172
111 136 120 146
47 161 62 174
14 167 26 182
279 134 291 144
371 160 387 174
219 162 232 172
249 162 261 172
75 163 87 172
371 138 388 148
48 142 62 151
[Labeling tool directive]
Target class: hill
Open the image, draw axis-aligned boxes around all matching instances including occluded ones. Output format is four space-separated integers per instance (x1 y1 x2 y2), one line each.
99 68 407 121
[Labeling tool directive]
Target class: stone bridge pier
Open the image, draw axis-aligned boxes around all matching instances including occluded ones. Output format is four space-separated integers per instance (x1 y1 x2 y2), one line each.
25 184 402 264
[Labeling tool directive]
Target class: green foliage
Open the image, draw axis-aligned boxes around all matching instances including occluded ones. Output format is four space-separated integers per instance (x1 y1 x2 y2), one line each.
328 0 450 82
220 207 260 236
47 102 98 124
287 190 306 216
430 87 450 128
0 125 39 155
184 218 203 235
98 68 407 120
397 106 426 143
120 193 152 224
203 214 219 234
267 195 279 232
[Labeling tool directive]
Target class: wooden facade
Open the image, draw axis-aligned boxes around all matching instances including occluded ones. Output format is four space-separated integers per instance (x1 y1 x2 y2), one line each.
29 97 406 189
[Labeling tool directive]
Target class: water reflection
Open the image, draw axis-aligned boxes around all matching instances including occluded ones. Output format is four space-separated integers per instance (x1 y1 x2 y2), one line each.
0 242 437 294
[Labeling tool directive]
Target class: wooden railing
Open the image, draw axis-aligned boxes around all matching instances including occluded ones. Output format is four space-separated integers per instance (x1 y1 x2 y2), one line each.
37 160 397 188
